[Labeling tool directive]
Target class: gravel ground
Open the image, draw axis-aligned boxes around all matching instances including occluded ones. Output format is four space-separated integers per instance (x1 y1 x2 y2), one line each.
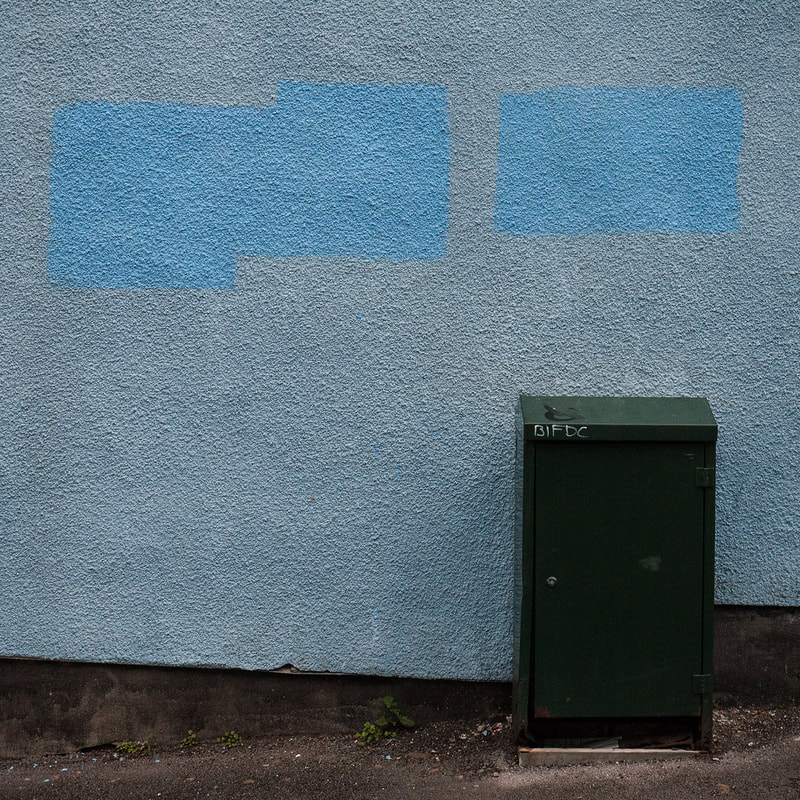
1 705 799 800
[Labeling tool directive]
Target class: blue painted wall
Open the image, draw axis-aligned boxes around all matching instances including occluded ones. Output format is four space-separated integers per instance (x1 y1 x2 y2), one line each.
496 87 742 236
1 1 799 679
49 85 448 287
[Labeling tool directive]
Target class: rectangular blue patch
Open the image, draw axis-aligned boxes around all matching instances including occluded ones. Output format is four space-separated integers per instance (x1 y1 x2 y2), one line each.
495 87 743 236
48 83 449 288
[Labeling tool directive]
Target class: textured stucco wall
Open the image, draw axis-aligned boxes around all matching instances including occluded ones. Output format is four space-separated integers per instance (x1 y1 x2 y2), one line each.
1 1 798 680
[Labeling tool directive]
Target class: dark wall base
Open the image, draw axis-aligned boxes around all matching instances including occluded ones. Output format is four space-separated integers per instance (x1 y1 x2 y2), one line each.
714 605 800 705
2 605 798 757
0 659 509 758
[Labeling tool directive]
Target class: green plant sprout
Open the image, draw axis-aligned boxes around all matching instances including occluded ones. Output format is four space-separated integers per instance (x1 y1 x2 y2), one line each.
115 740 151 756
217 730 243 748
180 730 198 749
355 696 414 747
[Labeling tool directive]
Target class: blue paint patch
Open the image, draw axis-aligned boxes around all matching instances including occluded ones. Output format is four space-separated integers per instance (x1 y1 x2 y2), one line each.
48 83 449 288
495 87 742 236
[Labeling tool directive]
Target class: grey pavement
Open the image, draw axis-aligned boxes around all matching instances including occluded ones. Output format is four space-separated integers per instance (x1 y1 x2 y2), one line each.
2 710 799 800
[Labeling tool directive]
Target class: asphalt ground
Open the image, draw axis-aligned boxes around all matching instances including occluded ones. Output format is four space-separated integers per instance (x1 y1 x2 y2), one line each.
2 706 799 800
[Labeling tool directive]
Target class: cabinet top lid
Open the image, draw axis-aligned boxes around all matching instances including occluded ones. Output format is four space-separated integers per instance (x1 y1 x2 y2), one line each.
518 395 717 442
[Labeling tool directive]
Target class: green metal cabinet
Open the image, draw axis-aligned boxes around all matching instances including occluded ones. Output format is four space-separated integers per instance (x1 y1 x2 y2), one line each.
514 396 716 750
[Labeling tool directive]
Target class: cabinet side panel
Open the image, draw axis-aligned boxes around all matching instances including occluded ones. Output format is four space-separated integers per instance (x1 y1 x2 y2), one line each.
700 441 717 748
512 404 534 740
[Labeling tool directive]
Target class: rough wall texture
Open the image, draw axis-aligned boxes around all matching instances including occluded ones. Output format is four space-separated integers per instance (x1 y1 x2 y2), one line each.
1 2 798 680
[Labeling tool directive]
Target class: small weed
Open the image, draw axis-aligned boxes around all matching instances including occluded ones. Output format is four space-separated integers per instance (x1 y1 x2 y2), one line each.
217 730 243 748
180 730 198 749
355 721 384 747
115 740 151 756
355 696 414 748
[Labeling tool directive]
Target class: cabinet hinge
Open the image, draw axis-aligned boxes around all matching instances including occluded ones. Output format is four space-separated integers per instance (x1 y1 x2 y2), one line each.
692 674 713 695
695 467 715 488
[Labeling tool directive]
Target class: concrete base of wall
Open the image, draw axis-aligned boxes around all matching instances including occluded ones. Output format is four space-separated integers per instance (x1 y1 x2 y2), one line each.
714 605 800 705
2 605 798 758
0 659 510 758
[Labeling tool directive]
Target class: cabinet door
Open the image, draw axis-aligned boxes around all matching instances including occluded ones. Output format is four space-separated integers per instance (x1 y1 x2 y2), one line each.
533 442 706 719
